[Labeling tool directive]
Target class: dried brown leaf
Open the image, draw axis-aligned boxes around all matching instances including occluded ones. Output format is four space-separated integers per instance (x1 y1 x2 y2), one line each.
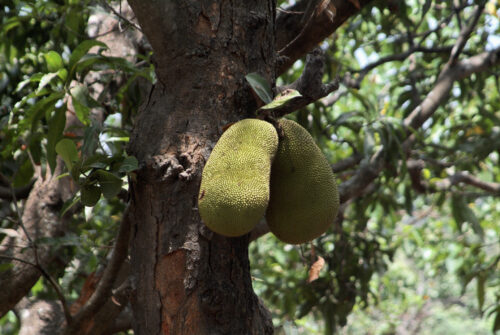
307 256 325 283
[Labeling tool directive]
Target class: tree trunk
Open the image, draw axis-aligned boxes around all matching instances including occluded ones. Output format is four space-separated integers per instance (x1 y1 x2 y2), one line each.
126 1 275 333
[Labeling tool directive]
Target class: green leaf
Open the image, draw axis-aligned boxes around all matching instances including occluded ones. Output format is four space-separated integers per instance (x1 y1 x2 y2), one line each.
69 40 107 76
72 98 90 125
451 194 484 237
363 129 375 154
245 72 273 104
421 168 431 179
70 160 82 181
494 307 500 332
72 55 135 80
119 156 139 173
74 55 108 76
2 17 22 34
55 139 79 171
57 68 68 82
31 278 44 296
24 91 65 131
81 184 101 207
70 84 101 125
44 51 64 72
476 272 486 314
81 124 100 156
103 136 129 143
13 159 34 188
95 170 122 199
47 109 66 173
82 154 109 171
334 111 361 126
451 194 464 232
28 134 43 165
60 195 81 217
259 89 302 111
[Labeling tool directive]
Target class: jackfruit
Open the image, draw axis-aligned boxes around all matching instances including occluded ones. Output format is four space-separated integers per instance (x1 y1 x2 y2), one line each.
198 118 278 237
266 119 339 244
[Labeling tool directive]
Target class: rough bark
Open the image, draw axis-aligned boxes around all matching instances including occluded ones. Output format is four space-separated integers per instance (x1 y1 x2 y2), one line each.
0 158 74 318
126 0 275 334
16 298 65 335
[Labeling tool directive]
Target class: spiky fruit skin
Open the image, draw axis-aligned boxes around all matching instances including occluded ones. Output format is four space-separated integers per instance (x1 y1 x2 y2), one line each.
198 119 279 237
266 119 339 244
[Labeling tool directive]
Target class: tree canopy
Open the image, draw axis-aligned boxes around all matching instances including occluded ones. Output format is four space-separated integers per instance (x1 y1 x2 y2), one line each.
1 0 500 334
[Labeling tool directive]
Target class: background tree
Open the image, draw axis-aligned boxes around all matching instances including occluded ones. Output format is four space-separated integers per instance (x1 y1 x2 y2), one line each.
1 0 499 334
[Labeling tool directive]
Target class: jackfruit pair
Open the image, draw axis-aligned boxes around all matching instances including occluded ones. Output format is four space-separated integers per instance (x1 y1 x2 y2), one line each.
197 118 339 244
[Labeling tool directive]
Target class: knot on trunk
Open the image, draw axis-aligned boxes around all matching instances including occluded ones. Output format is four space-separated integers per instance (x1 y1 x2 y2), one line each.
144 154 196 182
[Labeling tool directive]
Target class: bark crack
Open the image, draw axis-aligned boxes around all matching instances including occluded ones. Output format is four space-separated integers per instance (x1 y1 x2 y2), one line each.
151 197 163 333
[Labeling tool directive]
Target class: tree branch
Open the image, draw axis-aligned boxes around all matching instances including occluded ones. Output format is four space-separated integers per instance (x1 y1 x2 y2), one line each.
404 46 500 133
321 88 348 107
276 0 373 75
83 274 133 335
0 161 74 318
435 172 500 194
273 48 339 116
345 46 453 89
332 153 363 173
341 46 500 204
100 0 143 32
407 159 427 194
338 148 385 203
442 2 486 73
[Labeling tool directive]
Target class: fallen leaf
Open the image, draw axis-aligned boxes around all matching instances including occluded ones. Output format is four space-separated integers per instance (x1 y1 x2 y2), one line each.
308 256 325 283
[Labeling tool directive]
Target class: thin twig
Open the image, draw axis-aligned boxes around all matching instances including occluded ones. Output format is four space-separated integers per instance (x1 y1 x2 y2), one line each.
0 255 73 323
100 0 142 32
346 46 453 89
444 2 486 69
450 172 500 194
332 153 363 173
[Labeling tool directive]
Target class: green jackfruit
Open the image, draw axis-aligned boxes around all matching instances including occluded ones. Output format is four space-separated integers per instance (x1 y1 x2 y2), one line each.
198 118 278 237
266 119 339 244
